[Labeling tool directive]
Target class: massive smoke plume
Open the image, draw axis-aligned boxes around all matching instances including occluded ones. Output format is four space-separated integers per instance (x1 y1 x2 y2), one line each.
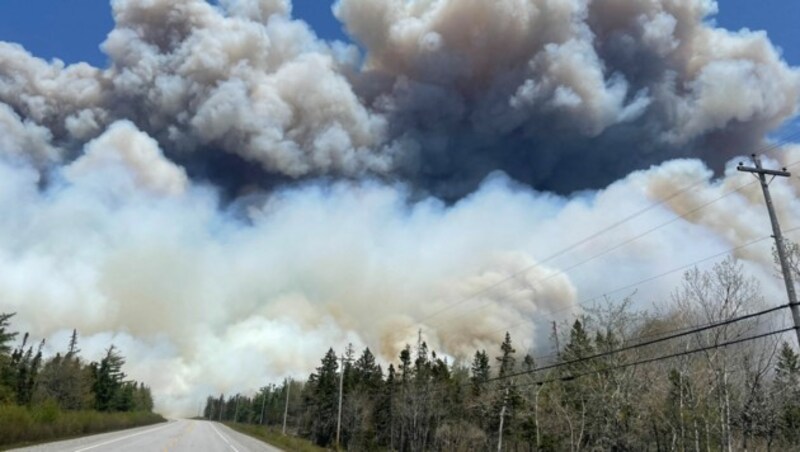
2 0 797 194
1 0 799 414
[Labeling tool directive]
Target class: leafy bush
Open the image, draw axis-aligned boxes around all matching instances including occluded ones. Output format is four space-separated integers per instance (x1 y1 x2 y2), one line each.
0 404 165 447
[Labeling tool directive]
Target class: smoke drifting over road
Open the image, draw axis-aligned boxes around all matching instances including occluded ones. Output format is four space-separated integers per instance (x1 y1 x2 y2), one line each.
1 0 799 414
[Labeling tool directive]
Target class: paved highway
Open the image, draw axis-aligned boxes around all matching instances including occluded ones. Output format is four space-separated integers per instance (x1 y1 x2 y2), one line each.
10 419 282 452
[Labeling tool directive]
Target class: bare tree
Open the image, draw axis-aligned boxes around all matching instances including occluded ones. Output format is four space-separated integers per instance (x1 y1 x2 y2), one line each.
672 257 764 452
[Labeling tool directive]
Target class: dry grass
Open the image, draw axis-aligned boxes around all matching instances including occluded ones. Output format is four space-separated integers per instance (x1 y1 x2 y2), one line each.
224 422 330 452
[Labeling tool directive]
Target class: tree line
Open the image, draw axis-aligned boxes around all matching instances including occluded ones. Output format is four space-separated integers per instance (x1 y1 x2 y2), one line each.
204 257 800 451
0 313 154 413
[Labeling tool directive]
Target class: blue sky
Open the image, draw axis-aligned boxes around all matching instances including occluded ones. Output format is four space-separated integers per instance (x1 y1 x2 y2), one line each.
0 1 797 68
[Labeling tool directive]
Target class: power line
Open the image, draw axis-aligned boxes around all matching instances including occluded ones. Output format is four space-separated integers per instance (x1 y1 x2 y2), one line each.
343 134 800 404
430 178 762 328
514 326 795 389
418 177 710 323
413 302 790 400
453 235 769 330
515 311 774 370
394 133 800 396
739 154 800 347
482 225 800 337
400 306 790 401
420 130 800 326
482 303 790 385
458 323 794 400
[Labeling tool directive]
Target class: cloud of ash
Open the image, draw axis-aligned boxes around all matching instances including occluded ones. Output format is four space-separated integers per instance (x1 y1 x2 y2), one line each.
0 0 799 415
0 0 797 195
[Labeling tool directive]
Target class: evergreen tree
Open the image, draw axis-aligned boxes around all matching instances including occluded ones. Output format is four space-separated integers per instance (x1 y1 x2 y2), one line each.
523 354 535 372
470 350 490 396
34 332 92 410
0 313 16 357
492 332 520 447
345 347 384 449
469 349 492 434
11 335 44 405
399 345 412 384
0 313 16 403
375 364 397 448
0 316 152 418
773 341 800 445
353 347 382 393
562 320 594 366
92 345 126 412
307 348 339 446
519 354 539 448
204 395 215 419
66 329 80 358
497 332 516 378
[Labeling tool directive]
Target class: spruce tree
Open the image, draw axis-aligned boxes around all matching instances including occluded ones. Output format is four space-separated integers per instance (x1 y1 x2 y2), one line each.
773 341 800 445
309 348 339 446
34 332 92 409
563 320 594 366
0 313 16 402
354 347 382 394
375 363 397 448
470 350 490 396
497 332 516 378
92 345 126 411
0 313 16 356
66 329 80 358
492 332 520 446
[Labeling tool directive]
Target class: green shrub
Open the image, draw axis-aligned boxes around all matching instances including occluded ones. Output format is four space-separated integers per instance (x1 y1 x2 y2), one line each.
0 404 165 448
32 400 60 424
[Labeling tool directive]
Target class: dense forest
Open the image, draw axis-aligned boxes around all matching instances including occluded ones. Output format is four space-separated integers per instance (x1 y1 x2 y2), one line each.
204 257 800 451
0 313 161 445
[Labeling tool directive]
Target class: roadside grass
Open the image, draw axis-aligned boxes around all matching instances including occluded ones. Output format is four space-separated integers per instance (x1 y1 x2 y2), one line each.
0 403 165 450
224 422 328 452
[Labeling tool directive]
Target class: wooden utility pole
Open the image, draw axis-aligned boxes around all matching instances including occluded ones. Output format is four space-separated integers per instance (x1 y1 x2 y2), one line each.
497 386 509 452
336 354 345 447
551 321 561 358
282 378 291 435
738 154 800 346
259 387 267 425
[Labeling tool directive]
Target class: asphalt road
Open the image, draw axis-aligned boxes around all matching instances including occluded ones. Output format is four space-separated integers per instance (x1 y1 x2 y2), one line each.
10 419 283 452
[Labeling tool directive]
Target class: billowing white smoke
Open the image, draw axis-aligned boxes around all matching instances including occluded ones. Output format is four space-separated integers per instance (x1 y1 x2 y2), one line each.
0 0 799 415
0 0 394 179
1 0 797 190
3 133 800 414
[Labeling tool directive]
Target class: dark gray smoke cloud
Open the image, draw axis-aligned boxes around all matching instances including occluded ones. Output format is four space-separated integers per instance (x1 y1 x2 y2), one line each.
336 0 799 194
0 0 797 196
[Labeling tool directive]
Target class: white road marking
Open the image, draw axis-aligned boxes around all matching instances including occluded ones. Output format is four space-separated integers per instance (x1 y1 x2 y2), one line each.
72 422 174 451
210 423 240 452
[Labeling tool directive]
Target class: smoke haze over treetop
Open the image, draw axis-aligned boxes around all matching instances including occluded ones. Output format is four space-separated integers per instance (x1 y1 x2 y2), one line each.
0 0 799 415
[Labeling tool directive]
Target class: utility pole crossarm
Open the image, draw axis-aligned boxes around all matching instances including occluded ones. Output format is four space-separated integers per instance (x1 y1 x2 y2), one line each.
737 154 800 347
736 165 791 178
